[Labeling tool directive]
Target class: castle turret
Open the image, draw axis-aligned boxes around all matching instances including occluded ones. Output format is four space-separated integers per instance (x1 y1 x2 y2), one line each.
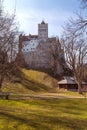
38 20 48 42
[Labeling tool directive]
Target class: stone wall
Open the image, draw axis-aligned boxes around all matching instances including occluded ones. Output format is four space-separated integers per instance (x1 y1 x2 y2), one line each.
22 39 64 75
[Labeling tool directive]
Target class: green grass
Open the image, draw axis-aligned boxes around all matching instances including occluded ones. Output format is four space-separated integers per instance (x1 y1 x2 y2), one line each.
0 69 87 129
2 69 86 98
2 69 58 94
0 99 87 130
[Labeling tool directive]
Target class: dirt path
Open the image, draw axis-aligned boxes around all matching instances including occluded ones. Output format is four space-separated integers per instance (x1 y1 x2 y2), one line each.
9 93 87 100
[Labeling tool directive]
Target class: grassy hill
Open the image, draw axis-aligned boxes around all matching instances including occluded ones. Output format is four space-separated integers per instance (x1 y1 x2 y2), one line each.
0 69 87 130
2 69 58 94
1 69 86 98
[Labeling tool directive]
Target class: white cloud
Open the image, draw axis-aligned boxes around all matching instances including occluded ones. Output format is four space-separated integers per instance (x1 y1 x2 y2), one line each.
15 8 76 36
3 0 76 36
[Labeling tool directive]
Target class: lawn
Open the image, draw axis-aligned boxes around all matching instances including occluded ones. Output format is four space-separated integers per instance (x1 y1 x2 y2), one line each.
0 98 87 130
1 69 87 130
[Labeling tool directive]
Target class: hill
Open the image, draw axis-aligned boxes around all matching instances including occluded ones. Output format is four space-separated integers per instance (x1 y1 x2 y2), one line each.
2 69 58 94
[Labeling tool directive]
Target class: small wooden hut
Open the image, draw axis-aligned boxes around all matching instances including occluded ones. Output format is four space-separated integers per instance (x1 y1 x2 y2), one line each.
58 77 78 90
58 76 87 91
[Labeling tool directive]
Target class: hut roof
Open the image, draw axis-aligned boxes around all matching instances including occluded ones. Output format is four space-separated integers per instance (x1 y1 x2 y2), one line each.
58 76 77 84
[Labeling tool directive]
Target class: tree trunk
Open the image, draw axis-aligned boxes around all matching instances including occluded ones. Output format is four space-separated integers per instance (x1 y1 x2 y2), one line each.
0 81 2 92
0 85 2 92
0 75 4 92
78 80 82 94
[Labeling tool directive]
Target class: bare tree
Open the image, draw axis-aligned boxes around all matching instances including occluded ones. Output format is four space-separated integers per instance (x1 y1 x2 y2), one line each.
81 0 87 8
83 64 87 82
0 0 19 91
48 38 66 77
62 15 87 94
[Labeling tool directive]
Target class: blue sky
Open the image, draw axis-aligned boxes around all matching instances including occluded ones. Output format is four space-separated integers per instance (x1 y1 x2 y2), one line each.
4 0 81 36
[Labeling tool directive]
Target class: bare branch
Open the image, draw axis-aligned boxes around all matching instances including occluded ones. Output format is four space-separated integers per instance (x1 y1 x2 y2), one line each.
0 1 19 91
62 13 87 93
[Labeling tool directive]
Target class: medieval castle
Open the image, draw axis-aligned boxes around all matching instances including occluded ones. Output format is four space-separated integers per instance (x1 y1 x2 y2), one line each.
19 21 65 75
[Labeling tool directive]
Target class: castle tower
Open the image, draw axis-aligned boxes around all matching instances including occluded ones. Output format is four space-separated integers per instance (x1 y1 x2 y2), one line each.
38 20 48 42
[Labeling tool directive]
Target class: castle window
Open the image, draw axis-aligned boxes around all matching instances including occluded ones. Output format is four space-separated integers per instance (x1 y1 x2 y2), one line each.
31 48 35 51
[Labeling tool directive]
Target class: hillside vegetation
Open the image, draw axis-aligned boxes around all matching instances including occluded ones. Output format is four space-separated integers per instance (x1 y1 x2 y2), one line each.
2 69 58 94
1 69 86 98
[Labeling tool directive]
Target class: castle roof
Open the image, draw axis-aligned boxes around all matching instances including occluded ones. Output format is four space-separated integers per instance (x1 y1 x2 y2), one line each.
30 35 38 39
19 34 38 41
41 20 45 24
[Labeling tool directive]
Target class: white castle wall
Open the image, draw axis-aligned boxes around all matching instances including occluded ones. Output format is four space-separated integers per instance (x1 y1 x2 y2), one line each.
22 39 39 52
19 21 65 75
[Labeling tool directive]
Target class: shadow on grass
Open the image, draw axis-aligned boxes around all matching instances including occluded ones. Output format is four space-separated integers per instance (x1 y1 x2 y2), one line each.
0 111 51 130
13 70 54 93
0 110 87 130
0 99 87 130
